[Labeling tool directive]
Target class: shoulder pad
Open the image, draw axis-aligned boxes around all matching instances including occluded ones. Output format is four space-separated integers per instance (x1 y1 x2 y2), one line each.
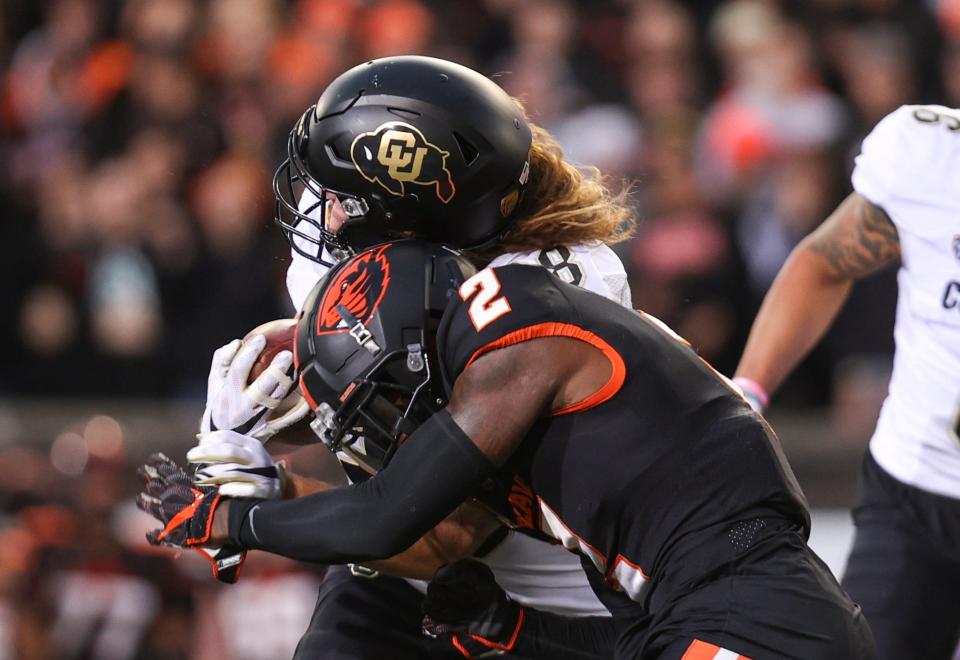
437 265 575 383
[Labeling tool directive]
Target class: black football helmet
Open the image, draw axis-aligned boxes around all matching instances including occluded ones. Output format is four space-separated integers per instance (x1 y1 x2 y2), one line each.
294 240 475 474
274 55 532 265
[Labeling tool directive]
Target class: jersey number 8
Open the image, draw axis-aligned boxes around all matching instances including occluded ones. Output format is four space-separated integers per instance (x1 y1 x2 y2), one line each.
913 107 960 132
538 247 584 287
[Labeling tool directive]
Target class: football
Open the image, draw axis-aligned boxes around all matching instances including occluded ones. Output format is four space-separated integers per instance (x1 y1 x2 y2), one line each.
244 318 318 447
244 318 297 383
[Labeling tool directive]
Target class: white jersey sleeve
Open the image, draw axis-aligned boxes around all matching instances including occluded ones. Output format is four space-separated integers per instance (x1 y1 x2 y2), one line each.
851 105 960 499
852 104 960 236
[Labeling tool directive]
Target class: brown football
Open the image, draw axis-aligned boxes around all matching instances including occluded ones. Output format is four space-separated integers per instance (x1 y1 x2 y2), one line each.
243 319 318 448
244 318 297 383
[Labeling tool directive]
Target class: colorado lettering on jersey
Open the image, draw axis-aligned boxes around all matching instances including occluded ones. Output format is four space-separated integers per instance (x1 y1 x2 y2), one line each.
944 281 960 310
913 106 960 131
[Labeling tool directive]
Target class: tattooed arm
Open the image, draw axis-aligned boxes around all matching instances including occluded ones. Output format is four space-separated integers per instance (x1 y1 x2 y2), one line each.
735 192 900 397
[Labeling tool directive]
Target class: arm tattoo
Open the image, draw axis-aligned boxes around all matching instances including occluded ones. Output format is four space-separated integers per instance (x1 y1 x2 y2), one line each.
808 194 900 279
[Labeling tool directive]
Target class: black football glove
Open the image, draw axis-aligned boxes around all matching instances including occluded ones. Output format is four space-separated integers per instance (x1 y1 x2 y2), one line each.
193 545 247 584
422 560 524 658
136 453 246 583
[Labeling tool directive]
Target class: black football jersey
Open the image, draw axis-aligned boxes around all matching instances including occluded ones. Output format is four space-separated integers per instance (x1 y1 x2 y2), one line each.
436 264 809 604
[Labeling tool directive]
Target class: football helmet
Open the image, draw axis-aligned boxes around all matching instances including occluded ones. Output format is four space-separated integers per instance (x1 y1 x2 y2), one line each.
294 240 475 473
274 56 532 265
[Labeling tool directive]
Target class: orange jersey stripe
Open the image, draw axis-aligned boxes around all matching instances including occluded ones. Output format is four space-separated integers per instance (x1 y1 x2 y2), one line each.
463 322 627 415
682 639 751 660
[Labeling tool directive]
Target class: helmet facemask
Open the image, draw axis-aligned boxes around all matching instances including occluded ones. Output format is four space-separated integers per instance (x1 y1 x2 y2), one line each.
273 107 374 266
310 343 440 475
294 240 476 474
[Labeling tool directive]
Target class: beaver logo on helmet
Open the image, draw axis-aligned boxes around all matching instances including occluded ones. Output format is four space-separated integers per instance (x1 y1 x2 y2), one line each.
316 245 392 335
350 122 456 204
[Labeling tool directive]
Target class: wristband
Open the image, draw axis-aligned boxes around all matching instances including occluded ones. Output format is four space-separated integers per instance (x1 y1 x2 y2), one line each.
732 377 769 411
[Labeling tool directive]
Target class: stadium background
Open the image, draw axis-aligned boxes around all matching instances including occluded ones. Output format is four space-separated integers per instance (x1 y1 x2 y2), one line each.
0 0 950 657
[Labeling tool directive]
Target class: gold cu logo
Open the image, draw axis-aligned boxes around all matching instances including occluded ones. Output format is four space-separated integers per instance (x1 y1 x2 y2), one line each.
377 130 426 182
350 121 456 203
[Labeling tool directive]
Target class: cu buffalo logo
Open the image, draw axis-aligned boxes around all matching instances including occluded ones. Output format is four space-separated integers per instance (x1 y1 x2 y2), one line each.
350 122 456 204
316 246 391 335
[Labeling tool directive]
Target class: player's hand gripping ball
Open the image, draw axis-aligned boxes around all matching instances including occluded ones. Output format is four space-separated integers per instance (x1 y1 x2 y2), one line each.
200 319 310 442
189 320 313 501
245 319 317 444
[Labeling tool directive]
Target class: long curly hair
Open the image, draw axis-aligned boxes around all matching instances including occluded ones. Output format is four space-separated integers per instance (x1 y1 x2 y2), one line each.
469 117 635 261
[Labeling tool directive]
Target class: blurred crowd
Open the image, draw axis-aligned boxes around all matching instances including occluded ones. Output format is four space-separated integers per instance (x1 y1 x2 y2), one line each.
1 0 957 657
0 409 331 660
7 0 955 402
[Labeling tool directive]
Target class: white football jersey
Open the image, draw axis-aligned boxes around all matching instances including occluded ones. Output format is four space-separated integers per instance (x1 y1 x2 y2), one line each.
488 243 632 308
286 188 336 312
851 104 960 499
285 195 630 616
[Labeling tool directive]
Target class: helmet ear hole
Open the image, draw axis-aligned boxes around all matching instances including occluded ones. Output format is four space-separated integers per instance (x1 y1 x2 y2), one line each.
388 107 420 120
453 132 479 166
326 141 350 165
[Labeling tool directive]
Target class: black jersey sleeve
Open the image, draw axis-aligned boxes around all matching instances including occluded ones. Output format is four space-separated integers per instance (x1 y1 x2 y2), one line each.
437 265 580 386
228 410 496 563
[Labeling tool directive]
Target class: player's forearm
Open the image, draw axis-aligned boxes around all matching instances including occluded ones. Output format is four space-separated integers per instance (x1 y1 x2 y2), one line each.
282 472 336 499
735 243 852 395
209 500 493 580
218 411 494 564
362 526 490 580
364 501 502 579
515 609 628 659
362 547 451 580
273 469 499 578
738 191 901 397
212 474 467 576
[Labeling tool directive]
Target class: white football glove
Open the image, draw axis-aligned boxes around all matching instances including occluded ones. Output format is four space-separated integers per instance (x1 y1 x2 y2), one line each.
188 430 285 499
200 335 307 441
